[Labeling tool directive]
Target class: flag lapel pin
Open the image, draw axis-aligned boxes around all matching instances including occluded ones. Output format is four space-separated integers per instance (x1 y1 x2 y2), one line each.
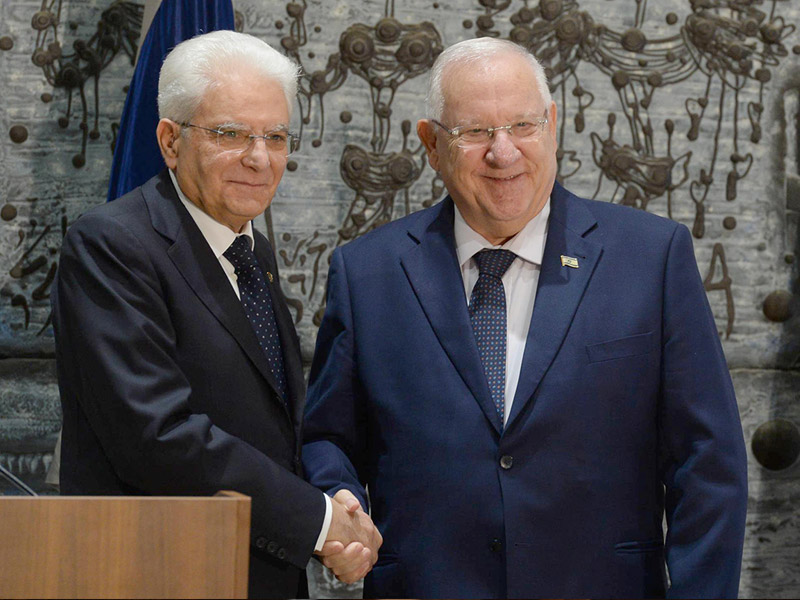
560 255 579 269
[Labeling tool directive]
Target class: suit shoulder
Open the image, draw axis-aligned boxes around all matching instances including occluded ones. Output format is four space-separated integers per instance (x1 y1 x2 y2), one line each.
566 193 682 244
338 202 441 258
62 187 158 258
68 187 147 231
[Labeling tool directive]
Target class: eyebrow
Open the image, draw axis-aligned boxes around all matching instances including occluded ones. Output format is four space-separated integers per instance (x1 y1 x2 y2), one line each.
214 121 291 132
450 113 544 127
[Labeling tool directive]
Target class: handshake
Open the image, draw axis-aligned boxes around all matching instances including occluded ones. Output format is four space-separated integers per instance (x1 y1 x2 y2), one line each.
315 489 383 583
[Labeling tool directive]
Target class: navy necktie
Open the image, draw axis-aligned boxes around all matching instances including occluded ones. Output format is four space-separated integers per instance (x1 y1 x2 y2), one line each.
468 249 517 427
224 236 288 400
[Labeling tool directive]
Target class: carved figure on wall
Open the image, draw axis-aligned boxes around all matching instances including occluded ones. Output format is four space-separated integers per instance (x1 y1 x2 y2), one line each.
31 0 142 167
2 0 798 342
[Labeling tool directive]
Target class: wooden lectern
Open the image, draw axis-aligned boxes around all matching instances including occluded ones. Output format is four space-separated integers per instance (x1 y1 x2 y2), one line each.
0 491 251 599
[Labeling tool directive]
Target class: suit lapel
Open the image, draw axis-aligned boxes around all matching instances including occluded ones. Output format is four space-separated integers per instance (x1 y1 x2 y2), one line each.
506 183 603 430
144 170 288 408
400 198 501 435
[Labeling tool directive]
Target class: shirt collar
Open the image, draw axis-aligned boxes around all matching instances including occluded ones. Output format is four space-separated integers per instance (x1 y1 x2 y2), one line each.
454 198 550 269
168 169 254 257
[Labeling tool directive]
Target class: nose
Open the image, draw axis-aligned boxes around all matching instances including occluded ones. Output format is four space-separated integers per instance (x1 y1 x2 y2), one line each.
241 137 272 170
485 129 520 168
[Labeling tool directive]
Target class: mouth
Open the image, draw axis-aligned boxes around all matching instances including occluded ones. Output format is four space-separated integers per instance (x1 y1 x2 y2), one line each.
229 181 270 188
483 173 523 183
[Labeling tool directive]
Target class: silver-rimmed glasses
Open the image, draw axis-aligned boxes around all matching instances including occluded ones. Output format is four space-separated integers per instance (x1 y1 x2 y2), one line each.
431 113 549 148
181 122 300 155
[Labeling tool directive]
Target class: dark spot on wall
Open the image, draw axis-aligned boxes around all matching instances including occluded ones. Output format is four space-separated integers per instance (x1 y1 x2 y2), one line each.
752 420 800 471
763 290 794 322
1 204 18 221
9 125 28 144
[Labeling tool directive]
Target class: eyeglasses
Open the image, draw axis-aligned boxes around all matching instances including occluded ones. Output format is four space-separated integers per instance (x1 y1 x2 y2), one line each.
181 122 300 155
431 113 549 148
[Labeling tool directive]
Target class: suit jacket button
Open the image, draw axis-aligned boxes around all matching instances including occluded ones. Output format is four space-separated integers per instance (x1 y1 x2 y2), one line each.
277 548 287 560
267 541 279 554
255 537 268 550
490 538 503 552
500 455 514 469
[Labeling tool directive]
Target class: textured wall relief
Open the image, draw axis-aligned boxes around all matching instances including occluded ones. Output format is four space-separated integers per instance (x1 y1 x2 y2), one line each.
2 0 797 351
247 0 799 348
2 1 800 594
30 1 142 167
260 1 442 326
1 1 141 351
471 0 794 341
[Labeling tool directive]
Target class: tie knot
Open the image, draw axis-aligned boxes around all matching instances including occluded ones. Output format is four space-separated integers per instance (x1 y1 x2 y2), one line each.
224 236 254 272
473 249 517 279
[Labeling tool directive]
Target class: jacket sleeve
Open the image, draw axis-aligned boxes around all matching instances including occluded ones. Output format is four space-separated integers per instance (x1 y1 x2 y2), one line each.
52 212 325 569
302 247 370 512
658 224 748 598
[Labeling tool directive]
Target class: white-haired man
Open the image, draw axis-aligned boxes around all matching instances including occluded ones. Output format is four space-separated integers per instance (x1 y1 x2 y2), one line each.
303 37 748 598
52 31 380 598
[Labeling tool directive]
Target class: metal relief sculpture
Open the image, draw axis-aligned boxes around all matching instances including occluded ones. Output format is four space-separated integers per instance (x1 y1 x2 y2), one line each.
483 0 794 339
253 0 796 340
1 1 141 344
1 0 798 348
0 2 798 593
30 1 142 167
265 0 442 325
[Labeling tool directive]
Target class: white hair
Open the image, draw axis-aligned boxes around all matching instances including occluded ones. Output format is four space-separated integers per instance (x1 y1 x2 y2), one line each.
425 38 552 121
157 30 301 123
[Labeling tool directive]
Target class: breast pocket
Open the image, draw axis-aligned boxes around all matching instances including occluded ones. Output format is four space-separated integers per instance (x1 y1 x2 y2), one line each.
586 331 654 364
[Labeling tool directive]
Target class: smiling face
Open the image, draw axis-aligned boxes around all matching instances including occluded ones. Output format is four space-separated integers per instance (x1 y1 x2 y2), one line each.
418 52 558 244
156 67 290 233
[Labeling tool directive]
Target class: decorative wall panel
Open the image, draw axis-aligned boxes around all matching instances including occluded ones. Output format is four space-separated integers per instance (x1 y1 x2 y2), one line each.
0 1 798 596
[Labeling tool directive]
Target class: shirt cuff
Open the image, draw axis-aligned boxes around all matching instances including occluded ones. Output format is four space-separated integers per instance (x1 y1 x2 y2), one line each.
314 492 333 552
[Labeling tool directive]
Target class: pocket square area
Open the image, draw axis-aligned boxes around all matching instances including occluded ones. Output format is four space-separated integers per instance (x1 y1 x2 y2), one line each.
586 331 655 363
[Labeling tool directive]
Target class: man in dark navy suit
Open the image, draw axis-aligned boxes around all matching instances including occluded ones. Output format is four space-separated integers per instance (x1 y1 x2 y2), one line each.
52 30 380 598
303 37 748 598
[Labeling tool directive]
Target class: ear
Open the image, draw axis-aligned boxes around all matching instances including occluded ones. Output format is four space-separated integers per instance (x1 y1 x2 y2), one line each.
156 118 181 169
417 119 440 172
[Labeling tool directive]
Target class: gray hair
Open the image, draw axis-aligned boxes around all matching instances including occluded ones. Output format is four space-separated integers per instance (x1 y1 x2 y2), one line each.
425 38 552 121
157 30 301 123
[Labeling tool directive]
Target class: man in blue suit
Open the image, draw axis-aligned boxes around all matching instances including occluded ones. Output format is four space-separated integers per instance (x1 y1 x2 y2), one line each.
303 38 748 598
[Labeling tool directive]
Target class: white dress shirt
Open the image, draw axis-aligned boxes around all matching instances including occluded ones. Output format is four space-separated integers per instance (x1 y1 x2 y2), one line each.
168 170 332 551
454 199 550 425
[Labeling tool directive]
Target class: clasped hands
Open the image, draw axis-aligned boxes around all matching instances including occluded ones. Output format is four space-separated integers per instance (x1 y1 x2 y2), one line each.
315 489 383 583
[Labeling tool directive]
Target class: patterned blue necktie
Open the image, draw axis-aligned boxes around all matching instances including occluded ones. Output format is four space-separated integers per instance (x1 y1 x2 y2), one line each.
224 236 288 400
468 249 517 427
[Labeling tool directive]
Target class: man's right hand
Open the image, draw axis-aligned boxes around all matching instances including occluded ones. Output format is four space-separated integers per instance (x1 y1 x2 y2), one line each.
315 489 383 583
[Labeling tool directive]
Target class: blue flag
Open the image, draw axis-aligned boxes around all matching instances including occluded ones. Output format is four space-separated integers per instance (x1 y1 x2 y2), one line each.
107 0 235 201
